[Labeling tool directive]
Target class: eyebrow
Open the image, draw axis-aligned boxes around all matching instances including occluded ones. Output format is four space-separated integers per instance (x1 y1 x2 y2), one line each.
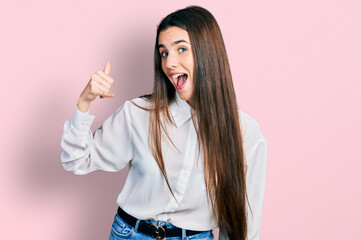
158 40 189 49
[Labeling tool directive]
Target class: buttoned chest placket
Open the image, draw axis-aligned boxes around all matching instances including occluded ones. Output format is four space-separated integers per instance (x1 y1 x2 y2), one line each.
164 120 197 212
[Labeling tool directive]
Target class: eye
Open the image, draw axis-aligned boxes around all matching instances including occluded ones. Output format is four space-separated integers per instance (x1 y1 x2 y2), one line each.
179 47 187 53
160 51 168 58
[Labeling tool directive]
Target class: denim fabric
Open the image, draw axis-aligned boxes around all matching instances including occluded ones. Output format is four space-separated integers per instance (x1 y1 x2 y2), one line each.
109 213 214 240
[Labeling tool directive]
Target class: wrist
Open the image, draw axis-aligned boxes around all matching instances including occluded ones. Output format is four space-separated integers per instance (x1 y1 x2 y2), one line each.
77 99 91 113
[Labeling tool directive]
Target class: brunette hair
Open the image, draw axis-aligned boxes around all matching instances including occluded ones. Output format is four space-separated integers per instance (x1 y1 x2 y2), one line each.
138 6 249 239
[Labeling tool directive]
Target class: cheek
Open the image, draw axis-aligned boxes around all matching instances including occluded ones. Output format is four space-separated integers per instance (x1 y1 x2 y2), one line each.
183 56 194 76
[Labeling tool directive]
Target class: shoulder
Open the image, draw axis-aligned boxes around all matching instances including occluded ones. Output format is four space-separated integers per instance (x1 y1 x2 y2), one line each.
238 109 267 154
113 96 151 114
129 96 151 108
114 96 151 124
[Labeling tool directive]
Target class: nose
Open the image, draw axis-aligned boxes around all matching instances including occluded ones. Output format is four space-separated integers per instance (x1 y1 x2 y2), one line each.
165 52 179 69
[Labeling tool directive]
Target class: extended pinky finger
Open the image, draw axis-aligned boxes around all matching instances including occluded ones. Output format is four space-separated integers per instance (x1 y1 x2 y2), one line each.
99 92 115 98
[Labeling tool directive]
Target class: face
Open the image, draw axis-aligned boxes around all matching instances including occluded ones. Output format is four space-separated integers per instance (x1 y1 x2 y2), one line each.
158 27 195 102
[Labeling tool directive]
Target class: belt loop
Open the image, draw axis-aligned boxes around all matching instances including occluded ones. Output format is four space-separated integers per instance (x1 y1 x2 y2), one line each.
135 219 141 232
182 228 186 240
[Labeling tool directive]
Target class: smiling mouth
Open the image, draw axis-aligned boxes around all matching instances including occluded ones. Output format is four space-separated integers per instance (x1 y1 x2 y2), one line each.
172 73 188 90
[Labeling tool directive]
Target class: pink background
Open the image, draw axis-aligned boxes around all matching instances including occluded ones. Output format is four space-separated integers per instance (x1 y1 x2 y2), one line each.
1 0 360 239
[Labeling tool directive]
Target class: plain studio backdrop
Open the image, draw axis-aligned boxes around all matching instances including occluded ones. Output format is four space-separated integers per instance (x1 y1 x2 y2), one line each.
0 0 360 239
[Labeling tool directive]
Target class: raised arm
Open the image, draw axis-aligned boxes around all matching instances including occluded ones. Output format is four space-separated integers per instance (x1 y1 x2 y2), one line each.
60 61 133 174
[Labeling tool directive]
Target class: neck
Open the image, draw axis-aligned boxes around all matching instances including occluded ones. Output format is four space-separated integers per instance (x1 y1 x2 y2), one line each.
187 98 195 109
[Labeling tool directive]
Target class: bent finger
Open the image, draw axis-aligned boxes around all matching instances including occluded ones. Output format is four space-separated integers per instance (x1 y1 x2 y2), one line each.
97 71 114 85
99 91 115 98
94 81 111 94
92 74 112 88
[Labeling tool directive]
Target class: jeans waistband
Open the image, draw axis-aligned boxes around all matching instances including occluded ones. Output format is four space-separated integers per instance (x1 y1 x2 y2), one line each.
117 207 206 239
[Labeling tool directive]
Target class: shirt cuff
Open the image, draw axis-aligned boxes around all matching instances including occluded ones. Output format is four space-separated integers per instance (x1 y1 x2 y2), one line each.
71 105 96 131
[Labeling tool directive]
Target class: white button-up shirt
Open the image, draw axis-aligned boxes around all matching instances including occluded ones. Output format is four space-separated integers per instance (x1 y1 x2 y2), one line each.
60 92 267 239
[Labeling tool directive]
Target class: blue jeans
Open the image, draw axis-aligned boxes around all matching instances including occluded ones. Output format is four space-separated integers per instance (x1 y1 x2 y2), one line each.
109 213 214 240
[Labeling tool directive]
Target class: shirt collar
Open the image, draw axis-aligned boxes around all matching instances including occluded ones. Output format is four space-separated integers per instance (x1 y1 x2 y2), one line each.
169 91 192 128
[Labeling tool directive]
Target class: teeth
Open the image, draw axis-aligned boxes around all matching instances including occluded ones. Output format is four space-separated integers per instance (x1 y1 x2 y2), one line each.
172 73 185 79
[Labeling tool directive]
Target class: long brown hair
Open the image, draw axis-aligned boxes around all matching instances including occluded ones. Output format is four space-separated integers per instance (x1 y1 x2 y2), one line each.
137 6 249 239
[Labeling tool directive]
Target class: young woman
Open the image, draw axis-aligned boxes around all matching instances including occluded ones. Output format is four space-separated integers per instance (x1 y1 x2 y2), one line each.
61 6 267 240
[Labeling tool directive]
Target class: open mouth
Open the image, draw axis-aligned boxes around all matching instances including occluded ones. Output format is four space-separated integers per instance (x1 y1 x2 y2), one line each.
172 73 188 90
